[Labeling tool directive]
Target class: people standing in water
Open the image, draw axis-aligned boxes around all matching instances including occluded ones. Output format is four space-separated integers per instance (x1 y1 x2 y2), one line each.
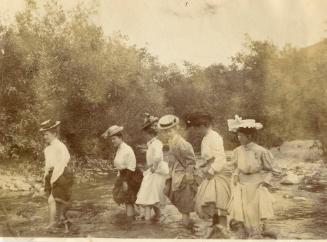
102 125 143 228
40 119 74 233
136 113 169 223
227 115 280 239
158 114 198 229
186 112 231 236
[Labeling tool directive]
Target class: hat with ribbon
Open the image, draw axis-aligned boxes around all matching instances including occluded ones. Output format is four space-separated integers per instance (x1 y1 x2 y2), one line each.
103 125 124 138
158 114 179 130
227 115 263 132
39 119 61 132
142 113 159 130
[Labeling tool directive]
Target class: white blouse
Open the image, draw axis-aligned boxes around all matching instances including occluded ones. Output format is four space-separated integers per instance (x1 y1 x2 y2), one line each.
146 137 164 167
114 142 136 171
201 129 227 175
44 138 70 184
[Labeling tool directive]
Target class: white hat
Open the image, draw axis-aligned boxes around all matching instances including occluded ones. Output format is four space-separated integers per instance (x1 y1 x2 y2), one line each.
158 114 179 130
227 115 263 132
39 119 61 132
103 125 124 137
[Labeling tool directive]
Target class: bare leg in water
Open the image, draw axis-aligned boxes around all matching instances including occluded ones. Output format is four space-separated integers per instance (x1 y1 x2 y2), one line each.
46 194 57 229
144 206 152 224
125 203 135 228
56 201 71 233
182 213 192 228
152 206 160 222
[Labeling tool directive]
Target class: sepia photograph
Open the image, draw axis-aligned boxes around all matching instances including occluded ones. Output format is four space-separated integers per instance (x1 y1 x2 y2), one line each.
0 0 326 240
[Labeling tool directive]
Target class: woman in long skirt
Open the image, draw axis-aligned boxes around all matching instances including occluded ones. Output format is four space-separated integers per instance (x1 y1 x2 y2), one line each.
102 125 143 226
40 119 74 233
136 114 169 223
158 114 198 229
227 115 281 239
186 112 231 232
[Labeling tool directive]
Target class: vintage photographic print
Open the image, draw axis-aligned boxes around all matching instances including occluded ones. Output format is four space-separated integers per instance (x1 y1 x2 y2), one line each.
0 0 326 240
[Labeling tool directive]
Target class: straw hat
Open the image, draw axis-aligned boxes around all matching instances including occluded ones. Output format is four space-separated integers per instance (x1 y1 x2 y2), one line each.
227 115 263 132
158 114 179 130
39 119 61 132
103 125 124 137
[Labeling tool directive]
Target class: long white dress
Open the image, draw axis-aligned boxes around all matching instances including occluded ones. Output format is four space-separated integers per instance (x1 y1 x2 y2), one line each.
228 142 280 237
136 137 169 207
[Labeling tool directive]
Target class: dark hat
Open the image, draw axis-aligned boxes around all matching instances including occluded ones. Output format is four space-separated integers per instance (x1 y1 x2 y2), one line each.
185 112 213 127
142 113 159 130
39 119 61 132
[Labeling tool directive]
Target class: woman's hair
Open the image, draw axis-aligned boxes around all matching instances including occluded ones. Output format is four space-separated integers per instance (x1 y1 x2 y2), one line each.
237 127 257 139
143 126 158 136
111 132 123 139
46 127 60 136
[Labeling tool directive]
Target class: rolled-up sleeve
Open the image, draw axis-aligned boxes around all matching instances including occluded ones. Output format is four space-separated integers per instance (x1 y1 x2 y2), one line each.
125 147 136 172
261 149 281 184
180 141 196 168
44 148 51 178
206 134 227 174
261 150 281 173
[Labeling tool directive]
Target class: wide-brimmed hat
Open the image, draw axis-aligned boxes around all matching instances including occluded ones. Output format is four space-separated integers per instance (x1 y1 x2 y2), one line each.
185 112 213 127
158 114 179 130
227 115 263 132
142 113 159 130
103 125 124 137
39 119 61 132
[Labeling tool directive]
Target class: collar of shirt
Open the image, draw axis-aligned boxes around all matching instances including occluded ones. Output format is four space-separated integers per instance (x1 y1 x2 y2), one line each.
204 128 212 137
243 142 255 150
117 142 126 150
49 138 59 146
147 137 157 147
170 133 180 145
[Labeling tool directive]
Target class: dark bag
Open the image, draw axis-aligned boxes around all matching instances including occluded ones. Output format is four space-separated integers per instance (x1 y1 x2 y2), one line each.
173 155 202 186
163 178 172 197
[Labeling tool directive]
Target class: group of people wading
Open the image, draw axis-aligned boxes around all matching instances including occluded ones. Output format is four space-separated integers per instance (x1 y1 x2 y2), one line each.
40 112 281 239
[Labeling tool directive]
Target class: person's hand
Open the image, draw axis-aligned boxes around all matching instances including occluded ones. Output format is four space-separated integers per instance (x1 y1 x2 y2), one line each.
233 175 239 186
259 181 271 188
122 181 128 192
205 172 214 180
185 173 194 184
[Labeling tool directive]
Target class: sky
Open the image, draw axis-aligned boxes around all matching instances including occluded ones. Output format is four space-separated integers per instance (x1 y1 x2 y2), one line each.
0 0 326 66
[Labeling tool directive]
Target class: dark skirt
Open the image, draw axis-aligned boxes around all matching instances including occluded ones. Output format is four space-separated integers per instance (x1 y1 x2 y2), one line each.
45 165 74 203
166 176 198 214
113 168 143 205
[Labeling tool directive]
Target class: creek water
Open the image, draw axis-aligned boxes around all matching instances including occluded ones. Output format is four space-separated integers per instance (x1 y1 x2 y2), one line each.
0 166 327 239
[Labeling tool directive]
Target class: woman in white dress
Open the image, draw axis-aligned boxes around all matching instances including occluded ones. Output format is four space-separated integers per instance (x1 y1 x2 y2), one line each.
136 114 169 223
227 115 281 239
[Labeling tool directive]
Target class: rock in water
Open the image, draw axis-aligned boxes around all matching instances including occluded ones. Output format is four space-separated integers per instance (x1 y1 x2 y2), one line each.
293 196 307 201
281 172 301 185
